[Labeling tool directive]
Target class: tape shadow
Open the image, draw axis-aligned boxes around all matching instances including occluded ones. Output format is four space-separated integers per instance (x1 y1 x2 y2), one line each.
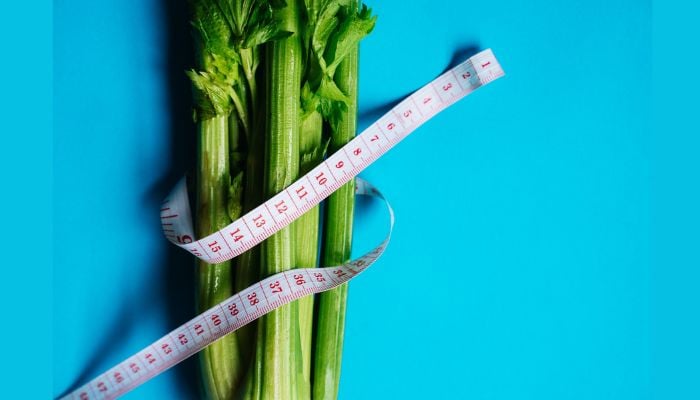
358 43 480 127
57 303 141 398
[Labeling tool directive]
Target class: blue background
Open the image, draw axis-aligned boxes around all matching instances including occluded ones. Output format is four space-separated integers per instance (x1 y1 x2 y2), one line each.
44 0 690 398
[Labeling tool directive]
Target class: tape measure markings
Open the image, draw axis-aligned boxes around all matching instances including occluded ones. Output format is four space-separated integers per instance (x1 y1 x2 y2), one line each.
66 180 392 399
61 49 504 400
162 49 503 265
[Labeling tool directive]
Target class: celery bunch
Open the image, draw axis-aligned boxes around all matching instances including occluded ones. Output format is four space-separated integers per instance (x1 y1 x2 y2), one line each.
187 1 375 398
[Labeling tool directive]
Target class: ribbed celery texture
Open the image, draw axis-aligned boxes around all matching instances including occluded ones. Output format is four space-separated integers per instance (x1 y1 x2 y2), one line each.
187 1 376 398
255 1 303 399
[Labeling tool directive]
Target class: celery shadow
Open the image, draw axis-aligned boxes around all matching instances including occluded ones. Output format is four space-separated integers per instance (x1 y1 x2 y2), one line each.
144 0 200 396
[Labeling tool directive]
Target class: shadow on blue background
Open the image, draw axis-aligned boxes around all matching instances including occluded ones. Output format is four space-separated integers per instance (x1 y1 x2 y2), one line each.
52 0 663 399
55 0 201 397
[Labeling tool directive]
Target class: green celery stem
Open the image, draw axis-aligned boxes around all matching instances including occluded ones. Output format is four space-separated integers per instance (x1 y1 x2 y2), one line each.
197 115 242 399
295 110 323 398
255 1 303 398
235 44 267 400
313 7 360 399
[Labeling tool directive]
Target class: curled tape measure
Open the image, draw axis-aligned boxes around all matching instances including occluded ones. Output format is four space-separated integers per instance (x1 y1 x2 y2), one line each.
62 49 504 400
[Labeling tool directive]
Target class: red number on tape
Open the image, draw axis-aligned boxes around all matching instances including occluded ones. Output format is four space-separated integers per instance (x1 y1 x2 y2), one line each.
208 241 222 253
333 269 347 278
316 172 328 185
293 274 306 285
353 260 366 267
252 214 266 228
269 281 283 293
177 235 192 244
145 353 156 364
190 248 202 257
178 333 188 345
275 200 288 213
247 292 260 306
229 228 244 242
129 363 140 373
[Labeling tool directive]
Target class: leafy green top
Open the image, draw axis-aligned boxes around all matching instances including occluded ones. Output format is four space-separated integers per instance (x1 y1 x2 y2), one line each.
187 0 290 122
300 0 376 132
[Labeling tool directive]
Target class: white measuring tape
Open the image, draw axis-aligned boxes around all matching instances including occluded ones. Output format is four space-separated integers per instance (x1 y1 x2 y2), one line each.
61 49 504 400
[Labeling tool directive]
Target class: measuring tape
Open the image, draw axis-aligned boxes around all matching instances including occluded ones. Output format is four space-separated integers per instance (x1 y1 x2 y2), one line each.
61 48 504 400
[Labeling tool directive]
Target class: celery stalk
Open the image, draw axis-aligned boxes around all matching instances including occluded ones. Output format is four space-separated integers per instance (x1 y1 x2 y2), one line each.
313 4 361 398
295 109 324 398
188 3 243 396
196 116 243 399
253 1 303 398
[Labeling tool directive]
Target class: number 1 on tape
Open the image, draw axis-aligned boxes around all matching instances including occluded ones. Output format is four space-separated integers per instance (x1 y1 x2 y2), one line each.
61 49 504 400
